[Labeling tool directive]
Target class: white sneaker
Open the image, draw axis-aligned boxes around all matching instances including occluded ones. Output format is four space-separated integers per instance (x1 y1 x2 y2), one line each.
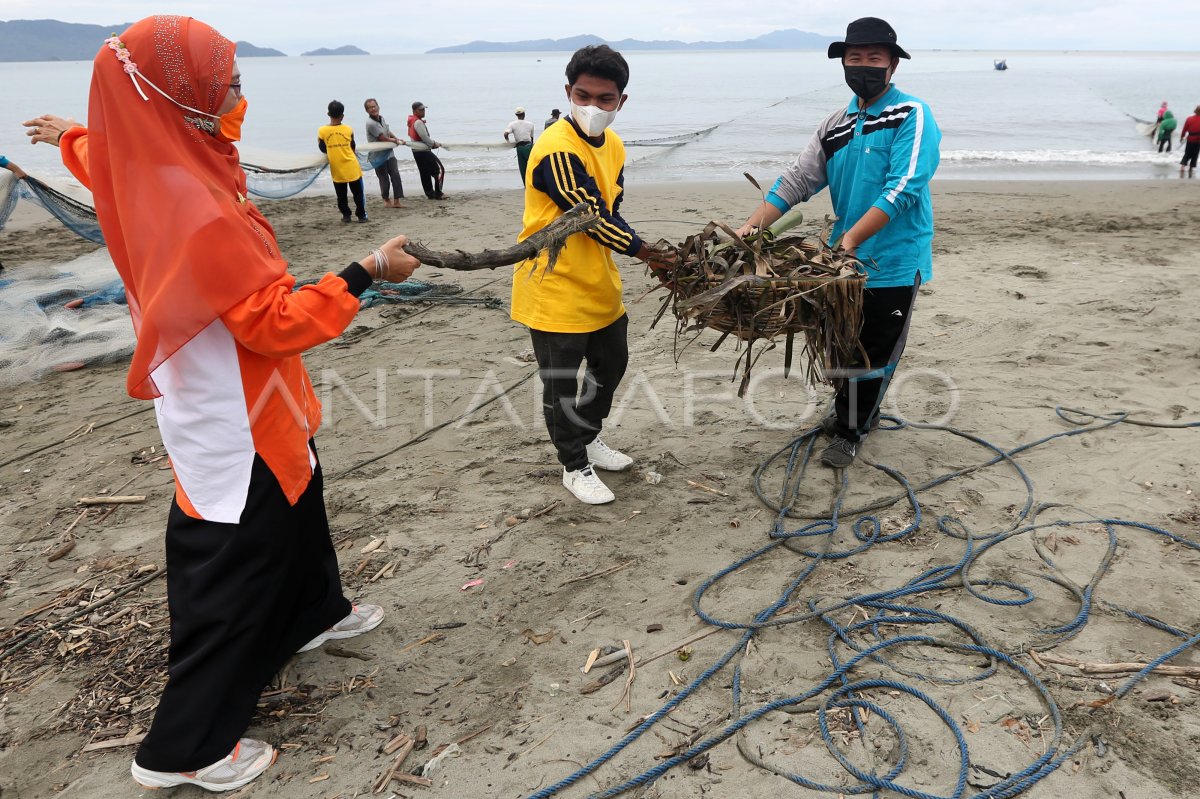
563 465 615 504
585 438 633 471
298 603 384 653
131 738 276 791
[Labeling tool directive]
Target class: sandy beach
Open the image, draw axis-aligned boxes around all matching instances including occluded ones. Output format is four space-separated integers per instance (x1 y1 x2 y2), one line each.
2 177 1200 799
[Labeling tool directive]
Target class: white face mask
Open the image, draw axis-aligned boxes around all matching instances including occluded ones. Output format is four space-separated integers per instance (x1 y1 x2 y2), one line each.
569 101 619 137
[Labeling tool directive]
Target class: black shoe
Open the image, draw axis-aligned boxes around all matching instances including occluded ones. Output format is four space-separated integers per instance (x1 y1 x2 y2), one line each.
820 436 858 469
819 413 839 438
357 216 369 223
818 412 879 438
342 216 352 224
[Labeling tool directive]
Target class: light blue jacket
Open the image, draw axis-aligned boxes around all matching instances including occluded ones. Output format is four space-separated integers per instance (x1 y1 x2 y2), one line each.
766 85 941 288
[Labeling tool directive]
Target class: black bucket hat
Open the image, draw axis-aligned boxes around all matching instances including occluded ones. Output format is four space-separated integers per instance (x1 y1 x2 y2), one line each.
827 17 911 60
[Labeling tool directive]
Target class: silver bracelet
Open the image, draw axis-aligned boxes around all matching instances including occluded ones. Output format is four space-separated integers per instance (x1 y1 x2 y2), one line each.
370 247 389 281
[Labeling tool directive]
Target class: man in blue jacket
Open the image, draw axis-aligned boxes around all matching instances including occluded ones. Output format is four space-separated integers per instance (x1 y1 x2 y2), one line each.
739 17 941 468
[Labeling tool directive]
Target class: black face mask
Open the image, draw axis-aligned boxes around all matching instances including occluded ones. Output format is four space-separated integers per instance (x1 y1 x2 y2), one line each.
844 66 889 101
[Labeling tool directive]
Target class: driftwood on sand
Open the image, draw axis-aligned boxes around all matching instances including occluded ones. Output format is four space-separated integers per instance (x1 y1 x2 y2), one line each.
403 202 600 271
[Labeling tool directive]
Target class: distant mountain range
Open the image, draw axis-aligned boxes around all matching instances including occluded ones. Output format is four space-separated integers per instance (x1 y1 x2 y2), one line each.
0 19 286 61
427 29 838 54
2 19 835 62
301 45 369 57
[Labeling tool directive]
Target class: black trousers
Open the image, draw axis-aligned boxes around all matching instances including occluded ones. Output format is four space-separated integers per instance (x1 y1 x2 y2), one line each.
529 314 629 472
412 151 445 198
831 278 920 443
134 448 350 772
373 157 404 200
1158 136 1173 153
1182 141 1200 169
334 177 366 220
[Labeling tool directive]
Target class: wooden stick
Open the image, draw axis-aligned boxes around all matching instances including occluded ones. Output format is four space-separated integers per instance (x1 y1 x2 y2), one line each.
403 203 598 272
80 732 146 752
581 648 629 673
686 480 729 497
391 773 433 788
77 496 146 506
383 733 413 755
516 730 556 761
560 560 636 587
374 739 415 793
635 627 725 668
1038 652 1200 677
397 633 444 656
428 724 493 758
612 640 636 713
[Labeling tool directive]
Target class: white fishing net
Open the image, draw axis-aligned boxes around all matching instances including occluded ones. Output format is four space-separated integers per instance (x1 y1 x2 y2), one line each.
239 142 399 198
0 249 134 386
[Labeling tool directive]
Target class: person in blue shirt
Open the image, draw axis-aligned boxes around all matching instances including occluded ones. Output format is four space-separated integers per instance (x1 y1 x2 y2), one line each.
0 155 27 178
739 17 941 469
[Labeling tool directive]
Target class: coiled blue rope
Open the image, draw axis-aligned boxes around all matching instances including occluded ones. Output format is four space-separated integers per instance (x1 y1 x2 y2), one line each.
522 408 1200 799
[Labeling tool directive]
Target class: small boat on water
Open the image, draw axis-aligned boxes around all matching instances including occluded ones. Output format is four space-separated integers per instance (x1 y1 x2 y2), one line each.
994 59 1008 71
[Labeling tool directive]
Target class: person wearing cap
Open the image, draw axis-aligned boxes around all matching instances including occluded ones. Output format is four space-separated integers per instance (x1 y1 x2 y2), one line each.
738 17 941 469
406 101 445 199
544 108 561 130
504 106 537 183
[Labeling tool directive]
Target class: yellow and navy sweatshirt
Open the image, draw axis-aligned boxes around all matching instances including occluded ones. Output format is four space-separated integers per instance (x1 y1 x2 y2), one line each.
511 118 643 334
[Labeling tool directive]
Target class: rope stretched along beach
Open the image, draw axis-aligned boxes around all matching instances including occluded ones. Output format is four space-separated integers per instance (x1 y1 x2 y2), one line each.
523 407 1200 799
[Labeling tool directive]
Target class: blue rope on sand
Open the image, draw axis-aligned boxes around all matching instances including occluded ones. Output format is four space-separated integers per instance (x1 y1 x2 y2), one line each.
522 407 1200 799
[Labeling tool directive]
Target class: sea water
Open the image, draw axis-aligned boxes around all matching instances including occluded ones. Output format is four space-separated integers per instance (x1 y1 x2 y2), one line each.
1 49 1196 192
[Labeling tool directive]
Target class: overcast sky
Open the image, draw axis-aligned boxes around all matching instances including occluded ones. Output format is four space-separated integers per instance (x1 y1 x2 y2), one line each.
5 1 1196 53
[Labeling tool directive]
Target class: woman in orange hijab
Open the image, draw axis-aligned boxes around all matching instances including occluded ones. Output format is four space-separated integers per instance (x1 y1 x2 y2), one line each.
25 15 419 792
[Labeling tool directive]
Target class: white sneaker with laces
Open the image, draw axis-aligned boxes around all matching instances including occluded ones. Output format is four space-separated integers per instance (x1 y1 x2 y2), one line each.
298 603 385 653
131 738 276 792
585 437 633 471
563 465 616 504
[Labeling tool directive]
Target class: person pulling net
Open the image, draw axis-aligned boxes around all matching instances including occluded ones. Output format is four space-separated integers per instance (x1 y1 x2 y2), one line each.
0 168 104 244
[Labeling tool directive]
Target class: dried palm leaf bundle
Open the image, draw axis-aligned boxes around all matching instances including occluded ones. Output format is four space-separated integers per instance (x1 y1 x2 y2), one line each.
652 207 868 396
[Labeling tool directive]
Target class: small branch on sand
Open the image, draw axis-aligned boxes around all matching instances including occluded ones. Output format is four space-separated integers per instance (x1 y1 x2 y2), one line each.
403 203 599 271
77 496 146 506
1039 652 1200 678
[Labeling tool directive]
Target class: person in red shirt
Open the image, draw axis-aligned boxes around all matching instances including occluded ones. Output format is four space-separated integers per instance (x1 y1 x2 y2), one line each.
1179 106 1200 178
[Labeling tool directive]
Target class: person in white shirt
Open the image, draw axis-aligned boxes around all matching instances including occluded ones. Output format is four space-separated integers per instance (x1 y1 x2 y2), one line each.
503 106 536 183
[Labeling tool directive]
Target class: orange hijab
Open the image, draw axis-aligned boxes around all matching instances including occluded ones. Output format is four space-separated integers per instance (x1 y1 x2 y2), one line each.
77 16 287 399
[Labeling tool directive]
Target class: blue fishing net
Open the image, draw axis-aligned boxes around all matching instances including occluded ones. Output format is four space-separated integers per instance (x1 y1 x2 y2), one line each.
0 175 105 244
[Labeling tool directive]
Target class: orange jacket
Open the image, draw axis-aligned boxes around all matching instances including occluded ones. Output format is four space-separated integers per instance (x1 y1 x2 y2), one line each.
63 128 366 520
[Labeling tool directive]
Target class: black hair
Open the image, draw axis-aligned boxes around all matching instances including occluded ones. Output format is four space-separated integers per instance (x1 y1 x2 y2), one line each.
327 100 345 118
565 45 629 93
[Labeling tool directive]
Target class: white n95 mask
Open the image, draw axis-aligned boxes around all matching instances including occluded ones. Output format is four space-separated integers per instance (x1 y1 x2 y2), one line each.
569 102 619 137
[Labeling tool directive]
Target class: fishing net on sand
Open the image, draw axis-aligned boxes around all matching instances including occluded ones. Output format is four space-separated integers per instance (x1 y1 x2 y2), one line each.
652 208 867 396
0 171 104 244
0 249 134 386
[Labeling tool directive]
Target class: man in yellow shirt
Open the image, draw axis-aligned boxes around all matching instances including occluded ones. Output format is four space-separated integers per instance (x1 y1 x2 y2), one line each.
318 100 367 223
513 45 668 505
